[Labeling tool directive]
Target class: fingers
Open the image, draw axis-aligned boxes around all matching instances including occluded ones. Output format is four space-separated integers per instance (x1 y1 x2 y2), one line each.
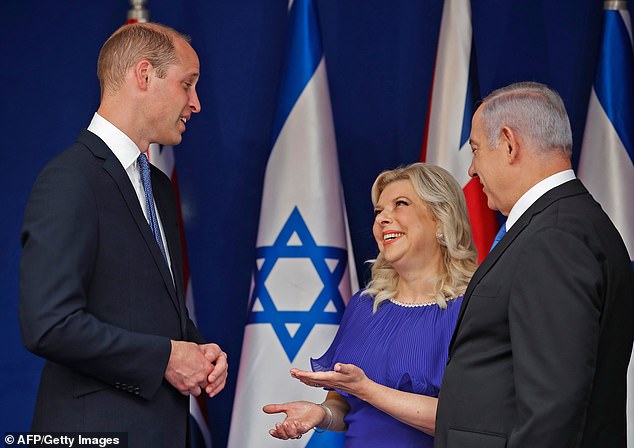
269 421 307 440
291 368 333 387
200 343 223 362
164 341 232 397
189 385 203 397
295 377 323 388
262 403 285 414
334 362 350 373
165 341 213 395
205 371 227 398
205 350 228 397
290 369 320 381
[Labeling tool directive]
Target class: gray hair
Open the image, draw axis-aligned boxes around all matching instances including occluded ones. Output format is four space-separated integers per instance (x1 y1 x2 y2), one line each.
481 82 572 157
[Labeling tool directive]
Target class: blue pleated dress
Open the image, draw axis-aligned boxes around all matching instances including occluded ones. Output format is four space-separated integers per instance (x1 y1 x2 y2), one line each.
311 289 463 448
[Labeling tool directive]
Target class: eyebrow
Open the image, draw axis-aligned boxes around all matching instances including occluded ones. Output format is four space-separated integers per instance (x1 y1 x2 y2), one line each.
375 195 410 207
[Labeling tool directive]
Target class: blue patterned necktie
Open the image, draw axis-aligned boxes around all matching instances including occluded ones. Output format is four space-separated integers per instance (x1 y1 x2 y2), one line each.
489 224 507 252
138 153 168 261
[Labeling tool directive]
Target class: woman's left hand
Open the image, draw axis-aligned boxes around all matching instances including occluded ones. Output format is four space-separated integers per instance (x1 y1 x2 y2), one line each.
290 363 372 398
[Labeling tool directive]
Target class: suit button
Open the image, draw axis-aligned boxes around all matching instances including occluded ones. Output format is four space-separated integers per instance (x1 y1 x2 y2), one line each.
134 391 141 396
115 382 121 389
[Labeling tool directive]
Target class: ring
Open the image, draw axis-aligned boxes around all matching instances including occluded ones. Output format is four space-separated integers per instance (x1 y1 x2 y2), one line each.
294 434 302 439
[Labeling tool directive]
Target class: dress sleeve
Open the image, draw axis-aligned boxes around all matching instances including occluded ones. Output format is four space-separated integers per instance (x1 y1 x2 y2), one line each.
311 290 365 372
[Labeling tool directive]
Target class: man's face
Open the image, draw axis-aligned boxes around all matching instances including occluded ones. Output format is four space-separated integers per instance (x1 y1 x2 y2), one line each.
468 105 512 215
145 38 201 147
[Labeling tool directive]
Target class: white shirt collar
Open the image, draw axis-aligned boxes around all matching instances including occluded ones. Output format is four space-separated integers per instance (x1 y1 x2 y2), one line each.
505 169 576 231
87 113 142 170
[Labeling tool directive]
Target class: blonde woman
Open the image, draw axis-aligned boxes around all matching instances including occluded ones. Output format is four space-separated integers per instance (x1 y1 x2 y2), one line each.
264 163 478 447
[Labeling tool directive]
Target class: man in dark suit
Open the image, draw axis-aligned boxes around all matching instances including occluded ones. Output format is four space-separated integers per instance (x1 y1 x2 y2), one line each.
435 82 633 447
19 23 227 447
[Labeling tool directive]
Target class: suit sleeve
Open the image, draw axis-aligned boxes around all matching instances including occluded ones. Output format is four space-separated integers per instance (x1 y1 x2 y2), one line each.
19 163 171 400
185 317 206 344
507 227 602 447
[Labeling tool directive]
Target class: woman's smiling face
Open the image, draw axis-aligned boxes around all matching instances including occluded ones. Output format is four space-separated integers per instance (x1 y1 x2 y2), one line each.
372 179 439 272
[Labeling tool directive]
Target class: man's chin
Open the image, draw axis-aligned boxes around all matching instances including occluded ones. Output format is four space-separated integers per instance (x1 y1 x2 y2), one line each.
157 135 183 147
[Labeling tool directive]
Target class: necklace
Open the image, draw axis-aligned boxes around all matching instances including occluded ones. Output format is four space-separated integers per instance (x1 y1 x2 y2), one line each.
389 298 438 307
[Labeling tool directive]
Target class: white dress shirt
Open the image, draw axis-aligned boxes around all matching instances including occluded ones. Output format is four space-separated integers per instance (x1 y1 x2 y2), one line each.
505 169 576 231
87 113 173 274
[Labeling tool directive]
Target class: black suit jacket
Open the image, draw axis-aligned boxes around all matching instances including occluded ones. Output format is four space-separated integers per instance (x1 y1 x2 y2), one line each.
19 130 204 447
435 179 633 448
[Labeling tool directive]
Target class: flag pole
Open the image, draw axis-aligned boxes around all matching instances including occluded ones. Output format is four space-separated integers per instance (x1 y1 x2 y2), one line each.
122 2 213 446
577 0 634 444
127 0 150 24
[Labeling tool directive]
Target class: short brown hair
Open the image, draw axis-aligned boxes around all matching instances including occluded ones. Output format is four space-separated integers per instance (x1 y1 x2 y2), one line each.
97 22 191 97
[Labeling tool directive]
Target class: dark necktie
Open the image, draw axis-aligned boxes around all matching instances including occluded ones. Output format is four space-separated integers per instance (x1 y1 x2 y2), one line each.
489 224 507 252
138 153 168 261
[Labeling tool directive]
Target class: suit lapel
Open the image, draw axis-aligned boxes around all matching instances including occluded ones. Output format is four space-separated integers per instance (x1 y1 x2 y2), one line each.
449 217 530 352
77 130 182 318
449 179 588 353
152 169 189 330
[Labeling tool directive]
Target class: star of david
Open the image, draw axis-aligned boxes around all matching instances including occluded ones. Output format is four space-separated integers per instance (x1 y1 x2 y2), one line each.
248 207 348 362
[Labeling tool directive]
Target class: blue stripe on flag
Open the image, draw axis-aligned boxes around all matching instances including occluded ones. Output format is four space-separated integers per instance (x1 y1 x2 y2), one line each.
459 43 480 149
594 11 634 164
271 0 323 142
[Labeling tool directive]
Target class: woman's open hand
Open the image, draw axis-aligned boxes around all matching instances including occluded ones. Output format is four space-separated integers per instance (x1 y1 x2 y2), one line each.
262 400 327 440
290 363 371 398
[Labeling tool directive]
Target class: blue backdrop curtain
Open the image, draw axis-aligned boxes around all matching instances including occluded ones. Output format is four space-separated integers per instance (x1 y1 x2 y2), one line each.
0 1 620 447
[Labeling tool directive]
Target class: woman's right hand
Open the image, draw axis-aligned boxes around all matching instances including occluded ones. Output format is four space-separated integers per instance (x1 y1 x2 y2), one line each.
262 401 327 440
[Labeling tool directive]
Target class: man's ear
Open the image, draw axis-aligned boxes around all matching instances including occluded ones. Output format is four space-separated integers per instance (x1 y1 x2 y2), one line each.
134 60 152 90
500 126 520 163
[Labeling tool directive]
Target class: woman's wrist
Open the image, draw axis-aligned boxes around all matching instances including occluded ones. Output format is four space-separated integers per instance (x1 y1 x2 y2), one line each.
314 403 333 432
354 377 376 403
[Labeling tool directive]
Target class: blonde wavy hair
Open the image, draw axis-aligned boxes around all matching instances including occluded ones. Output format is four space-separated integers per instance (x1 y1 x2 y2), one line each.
363 163 478 311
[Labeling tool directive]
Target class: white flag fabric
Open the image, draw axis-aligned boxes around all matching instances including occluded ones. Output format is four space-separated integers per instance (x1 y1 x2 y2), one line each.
421 0 499 261
577 3 634 446
227 0 358 446
148 144 213 448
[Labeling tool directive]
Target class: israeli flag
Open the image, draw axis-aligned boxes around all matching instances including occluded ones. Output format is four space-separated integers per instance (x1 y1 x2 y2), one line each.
577 2 634 445
227 0 357 446
421 0 498 261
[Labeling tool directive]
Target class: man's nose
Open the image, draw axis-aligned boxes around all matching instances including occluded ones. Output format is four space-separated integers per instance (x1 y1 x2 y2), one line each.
468 159 477 178
190 89 201 113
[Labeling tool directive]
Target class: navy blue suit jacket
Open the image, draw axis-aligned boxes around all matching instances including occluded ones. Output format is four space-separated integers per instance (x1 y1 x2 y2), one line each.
19 130 204 447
